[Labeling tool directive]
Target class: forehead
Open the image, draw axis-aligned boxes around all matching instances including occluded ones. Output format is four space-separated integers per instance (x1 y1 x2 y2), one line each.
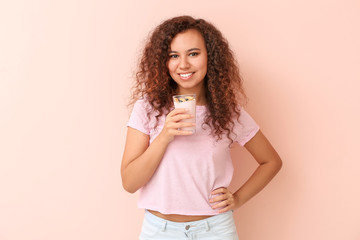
170 29 206 50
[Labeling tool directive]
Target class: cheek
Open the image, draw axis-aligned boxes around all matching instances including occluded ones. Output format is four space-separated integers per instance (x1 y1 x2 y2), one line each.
167 61 177 74
197 56 207 70
199 62 207 75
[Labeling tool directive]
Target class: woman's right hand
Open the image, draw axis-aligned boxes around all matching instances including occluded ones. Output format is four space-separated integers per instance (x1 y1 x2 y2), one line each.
121 108 194 193
158 108 195 143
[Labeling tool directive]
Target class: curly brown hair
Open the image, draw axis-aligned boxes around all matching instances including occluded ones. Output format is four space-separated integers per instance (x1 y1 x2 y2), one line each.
130 15 247 143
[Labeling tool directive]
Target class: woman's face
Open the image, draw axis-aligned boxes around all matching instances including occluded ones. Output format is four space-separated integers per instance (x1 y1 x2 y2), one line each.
167 29 208 95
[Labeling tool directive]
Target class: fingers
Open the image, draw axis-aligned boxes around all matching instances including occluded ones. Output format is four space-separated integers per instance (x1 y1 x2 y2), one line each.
167 108 194 122
211 187 227 195
215 204 232 213
165 108 195 131
170 129 194 136
166 120 195 130
169 114 194 123
209 192 229 203
159 108 195 142
167 108 189 117
209 187 236 213
211 198 233 212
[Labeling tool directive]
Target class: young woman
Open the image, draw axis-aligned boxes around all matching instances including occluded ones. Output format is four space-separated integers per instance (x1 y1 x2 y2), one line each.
121 15 282 239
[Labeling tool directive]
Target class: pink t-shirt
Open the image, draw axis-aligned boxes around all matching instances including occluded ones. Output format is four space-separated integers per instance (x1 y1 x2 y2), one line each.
127 99 260 215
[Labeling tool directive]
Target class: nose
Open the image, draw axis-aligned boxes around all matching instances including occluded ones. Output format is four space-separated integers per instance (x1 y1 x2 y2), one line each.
179 56 190 70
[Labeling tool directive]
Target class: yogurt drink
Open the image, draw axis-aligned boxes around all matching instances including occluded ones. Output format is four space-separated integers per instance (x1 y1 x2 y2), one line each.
172 94 196 133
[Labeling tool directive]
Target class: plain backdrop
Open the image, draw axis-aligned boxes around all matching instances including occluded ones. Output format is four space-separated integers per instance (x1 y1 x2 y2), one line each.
0 0 359 239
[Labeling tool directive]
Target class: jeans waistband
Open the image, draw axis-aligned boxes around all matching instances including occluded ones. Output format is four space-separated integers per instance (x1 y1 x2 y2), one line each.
144 210 233 228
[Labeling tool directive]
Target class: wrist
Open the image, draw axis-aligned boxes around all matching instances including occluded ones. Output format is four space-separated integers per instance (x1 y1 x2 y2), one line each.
156 131 173 145
233 192 246 209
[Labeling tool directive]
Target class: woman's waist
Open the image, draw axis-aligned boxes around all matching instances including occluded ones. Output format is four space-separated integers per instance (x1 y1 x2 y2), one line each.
147 209 213 222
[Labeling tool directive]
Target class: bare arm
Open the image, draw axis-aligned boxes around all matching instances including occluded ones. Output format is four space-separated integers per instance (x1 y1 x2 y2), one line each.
121 127 166 193
233 130 283 207
210 130 282 212
121 108 194 193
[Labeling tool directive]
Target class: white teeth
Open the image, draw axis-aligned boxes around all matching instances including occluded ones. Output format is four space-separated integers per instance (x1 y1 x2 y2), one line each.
180 73 193 78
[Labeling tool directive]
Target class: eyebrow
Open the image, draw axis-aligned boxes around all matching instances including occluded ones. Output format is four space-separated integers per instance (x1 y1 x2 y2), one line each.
169 48 201 54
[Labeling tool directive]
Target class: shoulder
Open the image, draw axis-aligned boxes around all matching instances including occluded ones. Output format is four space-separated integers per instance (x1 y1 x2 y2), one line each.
132 97 154 112
236 106 256 123
233 106 260 146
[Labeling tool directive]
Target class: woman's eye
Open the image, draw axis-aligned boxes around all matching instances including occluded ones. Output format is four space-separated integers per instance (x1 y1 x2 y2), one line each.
189 52 199 57
169 54 179 58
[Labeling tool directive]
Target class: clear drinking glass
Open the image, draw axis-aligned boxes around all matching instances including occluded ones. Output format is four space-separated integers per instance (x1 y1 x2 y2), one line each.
172 94 196 133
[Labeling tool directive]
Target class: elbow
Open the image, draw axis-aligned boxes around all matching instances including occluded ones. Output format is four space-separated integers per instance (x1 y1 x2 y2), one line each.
121 168 138 193
264 155 282 173
261 154 283 171
121 178 139 194
123 186 137 194
275 156 283 173
123 184 137 194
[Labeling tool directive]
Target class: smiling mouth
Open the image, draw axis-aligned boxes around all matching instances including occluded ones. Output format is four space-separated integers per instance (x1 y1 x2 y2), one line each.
179 72 194 80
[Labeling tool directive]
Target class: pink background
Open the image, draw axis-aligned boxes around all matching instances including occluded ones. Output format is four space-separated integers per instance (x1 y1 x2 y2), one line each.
1 0 359 239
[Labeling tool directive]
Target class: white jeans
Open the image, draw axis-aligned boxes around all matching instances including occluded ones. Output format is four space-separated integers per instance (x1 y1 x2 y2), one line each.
139 210 239 240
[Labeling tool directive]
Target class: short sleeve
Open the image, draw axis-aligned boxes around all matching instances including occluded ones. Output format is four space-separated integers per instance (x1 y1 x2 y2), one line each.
127 99 151 135
234 107 260 146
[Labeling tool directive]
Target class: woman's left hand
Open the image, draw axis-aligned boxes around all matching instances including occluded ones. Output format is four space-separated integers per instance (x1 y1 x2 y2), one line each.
209 187 239 213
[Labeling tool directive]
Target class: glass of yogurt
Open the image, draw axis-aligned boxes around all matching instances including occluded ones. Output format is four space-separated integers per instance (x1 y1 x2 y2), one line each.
172 94 196 133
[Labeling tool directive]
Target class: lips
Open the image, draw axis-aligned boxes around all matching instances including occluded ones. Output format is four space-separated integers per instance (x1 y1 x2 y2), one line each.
179 72 194 80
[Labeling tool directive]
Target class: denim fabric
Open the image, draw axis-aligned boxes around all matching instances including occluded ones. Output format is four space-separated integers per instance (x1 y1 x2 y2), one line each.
139 210 239 240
